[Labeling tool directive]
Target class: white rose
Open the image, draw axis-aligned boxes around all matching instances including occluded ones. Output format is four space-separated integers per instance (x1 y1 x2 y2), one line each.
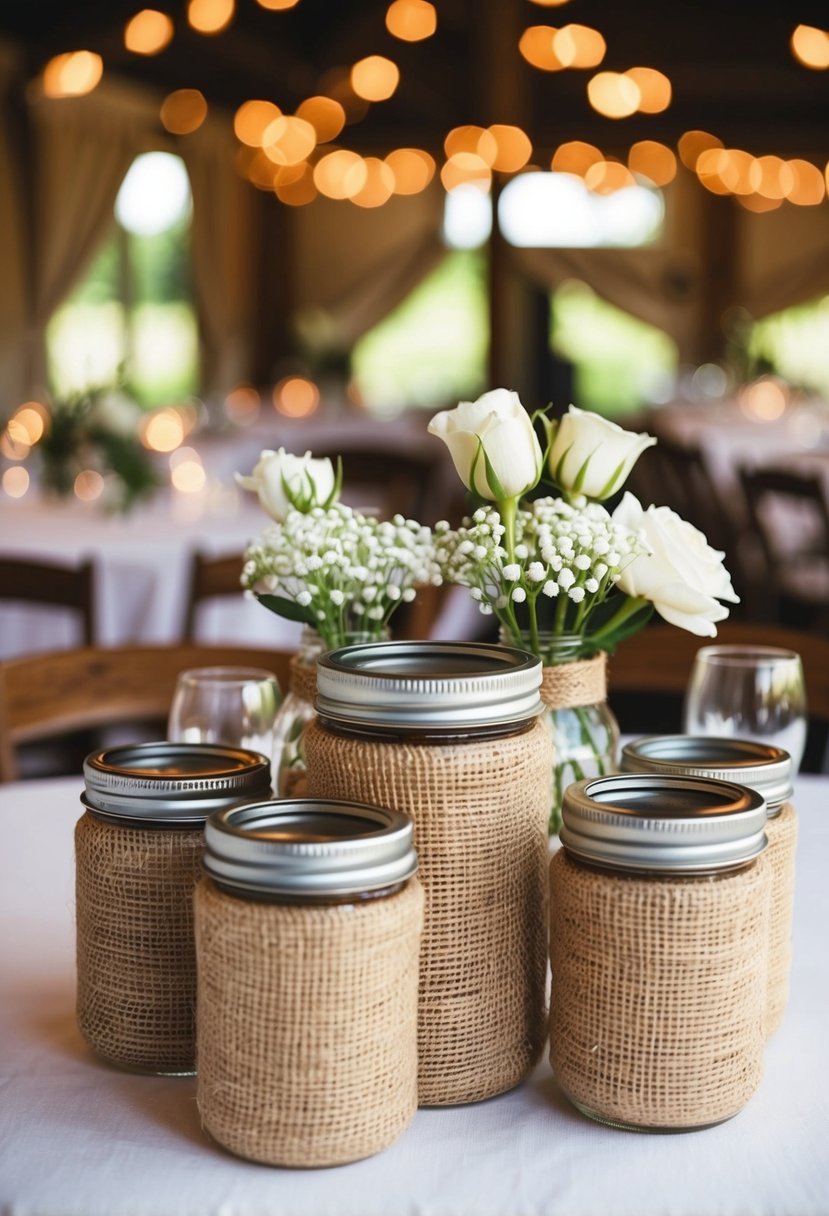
612 492 739 637
428 388 542 501
548 405 656 501
235 448 336 521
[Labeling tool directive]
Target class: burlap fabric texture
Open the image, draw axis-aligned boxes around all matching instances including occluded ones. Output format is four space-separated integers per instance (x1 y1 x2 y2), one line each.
765 800 798 1036
288 652 317 704
540 652 607 710
195 875 424 1167
304 715 553 1106
549 848 770 1129
75 812 203 1073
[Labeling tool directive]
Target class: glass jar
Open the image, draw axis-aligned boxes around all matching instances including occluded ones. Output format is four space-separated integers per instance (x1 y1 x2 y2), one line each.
500 628 619 835
76 741 272 1074
195 797 423 1167
304 639 552 1106
549 772 770 1132
620 734 797 1036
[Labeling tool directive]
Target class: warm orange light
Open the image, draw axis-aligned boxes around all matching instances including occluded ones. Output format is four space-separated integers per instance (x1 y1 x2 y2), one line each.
553 24 606 69
695 148 732 195
678 129 723 170
444 125 497 164
1 423 30 460
276 163 318 205
385 148 435 194
10 403 48 445
350 157 396 208
261 115 316 165
736 194 783 213
790 24 829 69
272 161 310 187
320 69 370 124
42 51 103 98
748 155 795 200
519 26 564 71
141 408 185 452
314 150 368 199
170 449 206 493
351 55 400 102
488 125 533 173
295 96 346 143
256 0 301 9
709 148 754 196
587 71 640 118
273 377 320 418
3 467 30 498
627 140 677 186
124 10 174 55
584 160 636 194
440 153 491 192
625 66 671 113
187 0 234 34
234 100 282 146
551 140 603 176
161 89 207 134
235 146 278 189
739 378 788 421
74 469 105 502
528 0 572 5
785 158 826 205
224 384 261 425
386 0 437 41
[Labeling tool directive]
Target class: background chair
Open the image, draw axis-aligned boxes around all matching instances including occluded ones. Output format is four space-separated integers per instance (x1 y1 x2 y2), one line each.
607 621 829 772
0 555 96 647
0 643 294 783
182 551 247 641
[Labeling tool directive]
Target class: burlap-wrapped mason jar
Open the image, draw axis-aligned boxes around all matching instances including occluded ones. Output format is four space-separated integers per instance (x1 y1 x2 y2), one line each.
621 735 797 1037
304 640 552 1107
76 742 271 1074
549 772 771 1131
195 797 423 1167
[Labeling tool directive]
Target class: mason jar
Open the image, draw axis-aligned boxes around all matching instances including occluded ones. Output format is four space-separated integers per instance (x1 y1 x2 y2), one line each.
76 741 272 1074
621 735 797 1036
304 640 552 1107
549 772 770 1131
195 797 423 1167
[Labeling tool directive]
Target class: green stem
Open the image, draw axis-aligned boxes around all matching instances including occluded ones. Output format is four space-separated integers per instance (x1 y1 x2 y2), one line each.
498 496 517 563
588 595 649 647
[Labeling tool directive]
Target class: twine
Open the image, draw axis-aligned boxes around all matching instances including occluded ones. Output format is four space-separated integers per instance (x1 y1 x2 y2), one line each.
195 875 423 1167
549 849 770 1129
540 653 607 709
289 654 318 704
765 800 798 1037
75 812 203 1073
304 716 552 1106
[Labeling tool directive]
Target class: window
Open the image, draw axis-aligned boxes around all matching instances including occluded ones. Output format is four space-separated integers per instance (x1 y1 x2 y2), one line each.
748 296 829 398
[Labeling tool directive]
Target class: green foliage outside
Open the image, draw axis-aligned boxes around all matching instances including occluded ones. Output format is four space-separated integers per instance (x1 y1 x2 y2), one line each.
749 296 829 398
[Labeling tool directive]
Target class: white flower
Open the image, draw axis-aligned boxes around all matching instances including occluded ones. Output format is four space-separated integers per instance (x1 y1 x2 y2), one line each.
235 448 336 522
527 562 546 582
542 580 559 597
512 587 527 603
428 388 542 500
502 563 521 581
296 590 312 607
612 492 738 637
548 405 656 501
330 589 344 607
558 568 575 590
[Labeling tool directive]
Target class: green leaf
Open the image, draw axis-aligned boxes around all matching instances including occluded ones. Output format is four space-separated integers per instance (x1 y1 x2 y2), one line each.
583 602 654 656
480 439 507 500
322 455 342 509
256 593 315 624
595 457 627 501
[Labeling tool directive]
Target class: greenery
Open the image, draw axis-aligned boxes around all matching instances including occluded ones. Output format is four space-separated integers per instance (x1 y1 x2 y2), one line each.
749 295 829 398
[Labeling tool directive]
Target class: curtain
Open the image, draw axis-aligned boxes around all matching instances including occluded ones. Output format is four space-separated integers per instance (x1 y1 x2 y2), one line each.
26 80 157 393
180 122 257 398
0 42 30 413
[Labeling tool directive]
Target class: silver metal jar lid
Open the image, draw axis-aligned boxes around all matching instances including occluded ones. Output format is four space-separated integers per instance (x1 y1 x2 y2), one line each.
560 773 767 873
82 741 273 826
203 798 418 898
315 641 544 732
620 735 793 814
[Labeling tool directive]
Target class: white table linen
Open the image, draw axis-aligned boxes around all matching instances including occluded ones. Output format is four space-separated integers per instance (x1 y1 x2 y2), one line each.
1 773 827 1216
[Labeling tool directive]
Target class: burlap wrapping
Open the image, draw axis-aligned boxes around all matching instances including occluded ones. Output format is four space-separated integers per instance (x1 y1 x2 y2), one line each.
75 812 203 1073
765 800 798 1037
549 849 770 1129
540 653 607 709
289 654 317 704
195 875 424 1167
304 716 552 1106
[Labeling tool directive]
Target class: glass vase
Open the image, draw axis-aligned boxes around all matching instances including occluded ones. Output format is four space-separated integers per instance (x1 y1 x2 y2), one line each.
500 629 620 836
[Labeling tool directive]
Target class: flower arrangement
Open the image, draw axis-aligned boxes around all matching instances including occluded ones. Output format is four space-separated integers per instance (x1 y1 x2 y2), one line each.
237 447 438 651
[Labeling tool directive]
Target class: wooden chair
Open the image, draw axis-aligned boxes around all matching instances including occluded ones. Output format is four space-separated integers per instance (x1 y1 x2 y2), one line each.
0 555 96 645
0 643 295 783
182 551 247 641
607 621 829 772
738 466 829 628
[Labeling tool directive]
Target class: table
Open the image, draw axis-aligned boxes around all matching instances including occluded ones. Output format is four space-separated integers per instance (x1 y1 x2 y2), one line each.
1 775 827 1216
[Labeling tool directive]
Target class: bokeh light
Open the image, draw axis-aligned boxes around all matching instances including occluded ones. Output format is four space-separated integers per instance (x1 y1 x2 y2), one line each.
234 100 282 146
224 384 261 425
187 0 234 35
624 66 671 113
785 159 826 205
587 72 641 118
553 25 606 69
261 115 317 165
678 130 724 170
272 376 320 417
385 148 435 194
295 96 346 143
627 140 677 186
488 125 532 173
519 26 563 71
385 0 437 41
276 163 318 205
161 89 208 134
551 140 603 176
170 448 207 493
141 408 185 452
351 56 400 102
42 51 103 98
124 10 174 55
2 467 30 498
74 470 105 502
790 24 829 69
441 153 491 192
314 150 368 199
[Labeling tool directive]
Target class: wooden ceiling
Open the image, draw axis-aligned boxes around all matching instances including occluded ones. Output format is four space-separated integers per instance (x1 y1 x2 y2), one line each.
2 0 828 161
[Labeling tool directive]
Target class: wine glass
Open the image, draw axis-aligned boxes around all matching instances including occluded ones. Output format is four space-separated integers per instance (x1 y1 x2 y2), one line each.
683 644 808 770
167 667 282 767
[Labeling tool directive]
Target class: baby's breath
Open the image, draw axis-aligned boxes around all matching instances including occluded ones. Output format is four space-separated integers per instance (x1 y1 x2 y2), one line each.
243 504 439 649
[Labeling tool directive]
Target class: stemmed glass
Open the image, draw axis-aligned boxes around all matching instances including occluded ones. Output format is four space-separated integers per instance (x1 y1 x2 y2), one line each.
167 667 282 767
683 645 808 771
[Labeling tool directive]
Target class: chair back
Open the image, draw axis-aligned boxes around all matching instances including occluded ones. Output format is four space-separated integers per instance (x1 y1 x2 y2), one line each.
0 556 95 645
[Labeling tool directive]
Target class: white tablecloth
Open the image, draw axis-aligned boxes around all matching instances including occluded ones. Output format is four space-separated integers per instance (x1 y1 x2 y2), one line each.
1 774 827 1216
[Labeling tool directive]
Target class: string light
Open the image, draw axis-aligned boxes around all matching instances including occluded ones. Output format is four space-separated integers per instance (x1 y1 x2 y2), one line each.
276 163 318 205
385 0 437 42
551 141 603 176
385 148 435 194
161 89 207 134
273 377 320 417
519 26 564 71
488 126 532 173
42 51 103 98
351 56 400 102
295 96 346 143
3 467 30 498
314 150 368 199
350 157 396 208
187 0 234 35
553 25 605 69
234 100 282 146
261 115 317 165
587 72 640 118
628 141 677 186
624 66 671 113
678 130 723 170
124 10 174 55
790 24 829 69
